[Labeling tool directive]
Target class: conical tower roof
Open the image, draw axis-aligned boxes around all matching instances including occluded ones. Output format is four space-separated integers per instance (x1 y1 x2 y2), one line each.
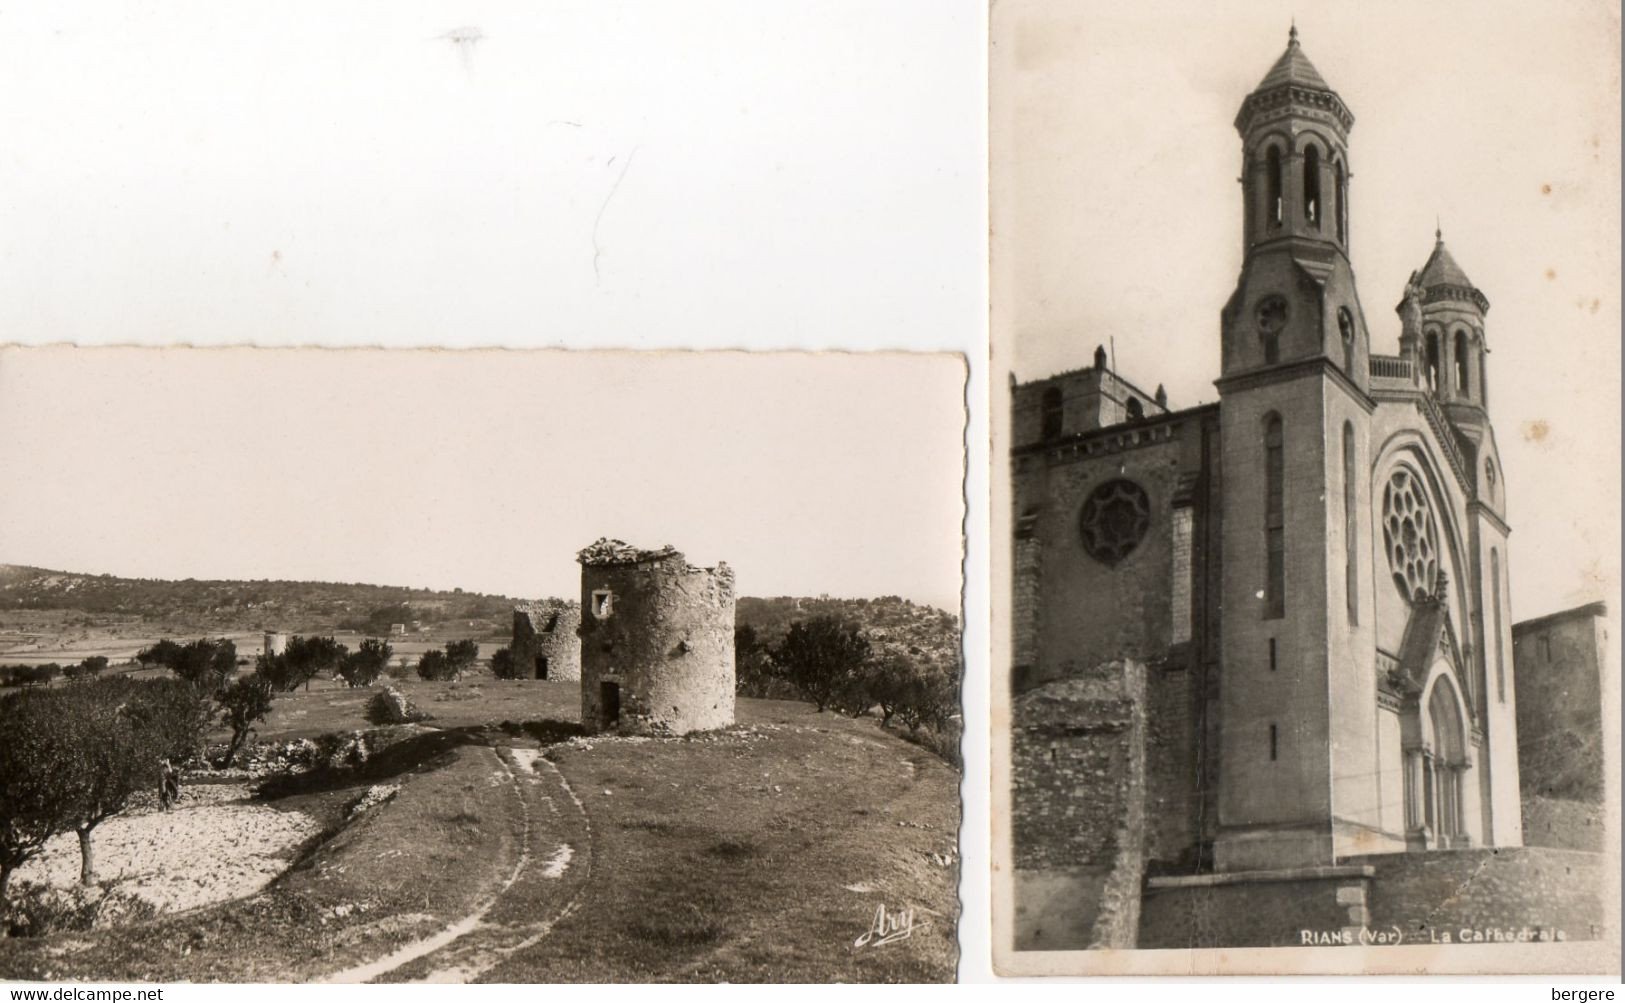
1417 228 1490 313
1235 25 1354 137
1253 25 1332 92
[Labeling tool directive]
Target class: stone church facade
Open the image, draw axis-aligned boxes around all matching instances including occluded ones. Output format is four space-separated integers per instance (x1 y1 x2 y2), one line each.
1012 28 1527 930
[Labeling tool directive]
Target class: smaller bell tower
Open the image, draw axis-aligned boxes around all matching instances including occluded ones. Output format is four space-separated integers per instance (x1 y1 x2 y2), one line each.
1413 227 1491 421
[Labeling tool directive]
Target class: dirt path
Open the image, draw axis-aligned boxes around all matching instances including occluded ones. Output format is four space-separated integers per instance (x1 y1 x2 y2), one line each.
319 744 592 984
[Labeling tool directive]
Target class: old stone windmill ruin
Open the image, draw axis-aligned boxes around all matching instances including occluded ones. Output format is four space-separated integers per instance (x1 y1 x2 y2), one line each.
510 600 581 681
508 538 736 736
576 539 736 736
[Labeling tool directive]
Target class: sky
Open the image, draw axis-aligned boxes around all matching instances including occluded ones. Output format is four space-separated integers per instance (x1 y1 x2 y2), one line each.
0 1 985 612
992 0 1622 622
0 2 983 353
0 348 967 609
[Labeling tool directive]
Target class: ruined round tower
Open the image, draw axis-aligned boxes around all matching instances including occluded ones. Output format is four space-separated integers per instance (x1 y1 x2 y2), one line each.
510 600 581 681
576 538 735 736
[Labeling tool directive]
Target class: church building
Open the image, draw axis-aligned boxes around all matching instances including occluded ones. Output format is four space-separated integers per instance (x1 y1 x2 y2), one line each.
1011 23 1522 895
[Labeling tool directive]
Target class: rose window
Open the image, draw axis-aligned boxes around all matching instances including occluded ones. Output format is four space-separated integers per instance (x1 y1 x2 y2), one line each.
1382 468 1440 603
1080 479 1151 565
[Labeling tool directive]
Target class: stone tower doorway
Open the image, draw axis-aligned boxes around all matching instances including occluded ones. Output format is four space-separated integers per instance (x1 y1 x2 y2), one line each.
600 681 621 728
534 655 549 680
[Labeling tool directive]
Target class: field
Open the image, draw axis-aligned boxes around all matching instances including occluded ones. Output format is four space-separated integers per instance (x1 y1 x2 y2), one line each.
0 679 960 983
0 612 503 668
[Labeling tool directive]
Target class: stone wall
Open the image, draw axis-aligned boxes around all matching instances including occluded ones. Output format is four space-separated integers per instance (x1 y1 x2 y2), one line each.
1140 848 1611 949
511 600 581 681
1145 661 1199 868
1513 603 1606 804
577 539 734 736
1522 795 1606 852
1011 661 1146 949
1350 847 1610 945
1010 521 1042 688
1140 866 1374 949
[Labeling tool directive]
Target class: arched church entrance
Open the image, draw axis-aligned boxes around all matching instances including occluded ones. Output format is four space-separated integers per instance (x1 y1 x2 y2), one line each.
1405 668 1472 850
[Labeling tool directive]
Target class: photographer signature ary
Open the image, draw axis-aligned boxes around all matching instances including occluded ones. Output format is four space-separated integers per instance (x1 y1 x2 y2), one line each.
854 903 926 948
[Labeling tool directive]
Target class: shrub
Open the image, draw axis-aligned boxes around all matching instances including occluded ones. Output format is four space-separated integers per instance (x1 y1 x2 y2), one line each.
415 641 476 682
444 639 479 677
416 650 453 681
489 646 518 680
1 881 156 938
899 717 963 769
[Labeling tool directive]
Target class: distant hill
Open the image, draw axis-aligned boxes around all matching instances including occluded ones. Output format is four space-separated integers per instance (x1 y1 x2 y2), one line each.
0 564 518 634
0 567 961 656
736 595 962 666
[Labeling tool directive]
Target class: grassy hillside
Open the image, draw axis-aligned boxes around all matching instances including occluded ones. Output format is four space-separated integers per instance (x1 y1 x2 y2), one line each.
0 683 958 983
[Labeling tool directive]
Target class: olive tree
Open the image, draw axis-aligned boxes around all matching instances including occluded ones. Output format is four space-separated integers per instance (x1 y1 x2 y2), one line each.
0 691 75 902
771 616 871 713
337 638 392 689
216 673 276 768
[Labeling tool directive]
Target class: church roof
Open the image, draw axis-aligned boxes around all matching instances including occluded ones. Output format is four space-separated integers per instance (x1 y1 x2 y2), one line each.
1252 27 1332 93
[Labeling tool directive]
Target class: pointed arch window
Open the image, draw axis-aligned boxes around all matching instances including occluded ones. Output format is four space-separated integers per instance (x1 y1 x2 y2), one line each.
1335 159 1347 243
1304 145 1321 228
1266 147 1284 228
1126 398 1144 421
1040 386 1063 440
1264 414 1285 619
1425 332 1441 391
1455 329 1471 396
1338 306 1356 374
1491 548 1505 703
1343 421 1358 624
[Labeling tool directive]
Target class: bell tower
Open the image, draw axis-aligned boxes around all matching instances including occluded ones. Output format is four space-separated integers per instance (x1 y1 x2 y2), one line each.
1238 26 1353 253
1221 25 1368 389
1213 28 1384 870
1413 227 1491 421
